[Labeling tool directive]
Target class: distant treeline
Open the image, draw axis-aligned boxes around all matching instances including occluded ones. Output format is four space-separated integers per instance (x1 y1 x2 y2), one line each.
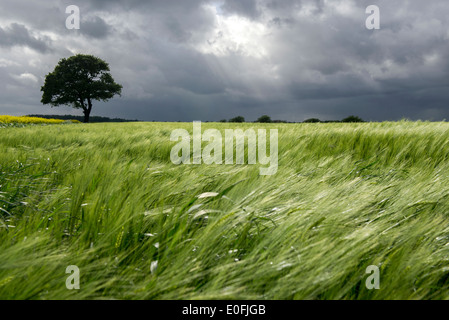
27 114 365 124
27 115 139 123
220 115 365 123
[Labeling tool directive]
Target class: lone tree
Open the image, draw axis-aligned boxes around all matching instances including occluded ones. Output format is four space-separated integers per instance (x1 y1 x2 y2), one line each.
256 115 272 123
41 54 122 123
303 118 321 123
229 116 245 123
341 115 364 123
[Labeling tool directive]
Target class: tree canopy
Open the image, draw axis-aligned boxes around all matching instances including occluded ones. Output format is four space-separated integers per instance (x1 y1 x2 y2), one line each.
229 116 245 123
256 115 272 123
41 54 122 123
303 118 321 123
341 115 365 123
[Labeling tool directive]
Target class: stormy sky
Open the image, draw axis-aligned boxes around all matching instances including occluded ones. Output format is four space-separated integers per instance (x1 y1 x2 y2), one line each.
1 0 449 122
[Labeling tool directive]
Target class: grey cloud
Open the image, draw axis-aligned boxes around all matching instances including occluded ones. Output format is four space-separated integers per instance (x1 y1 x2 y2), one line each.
221 0 260 18
80 16 113 39
156 50 225 95
0 23 51 53
164 19 193 43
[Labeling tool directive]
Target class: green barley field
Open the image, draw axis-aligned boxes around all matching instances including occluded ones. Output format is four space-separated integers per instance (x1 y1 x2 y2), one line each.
1 121 449 299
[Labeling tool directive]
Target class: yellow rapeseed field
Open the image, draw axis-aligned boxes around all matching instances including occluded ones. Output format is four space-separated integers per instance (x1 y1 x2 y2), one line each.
0 115 80 124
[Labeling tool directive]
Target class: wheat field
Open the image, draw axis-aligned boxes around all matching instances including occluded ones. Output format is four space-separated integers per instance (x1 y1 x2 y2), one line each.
1 121 449 299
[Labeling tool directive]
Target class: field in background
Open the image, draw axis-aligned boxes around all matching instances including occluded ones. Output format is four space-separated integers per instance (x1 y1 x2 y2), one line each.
1 121 449 299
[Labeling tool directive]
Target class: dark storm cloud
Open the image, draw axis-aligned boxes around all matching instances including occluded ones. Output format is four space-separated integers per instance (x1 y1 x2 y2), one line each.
80 16 113 39
162 60 225 95
221 0 260 19
0 23 51 53
1 0 449 121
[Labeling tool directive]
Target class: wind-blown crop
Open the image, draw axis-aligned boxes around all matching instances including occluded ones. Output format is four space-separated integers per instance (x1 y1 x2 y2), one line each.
1 121 449 300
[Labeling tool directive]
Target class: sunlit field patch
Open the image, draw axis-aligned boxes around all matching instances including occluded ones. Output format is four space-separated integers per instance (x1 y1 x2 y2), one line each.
0 115 80 126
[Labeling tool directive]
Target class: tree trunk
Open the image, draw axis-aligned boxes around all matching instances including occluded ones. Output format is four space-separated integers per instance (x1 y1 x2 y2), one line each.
83 98 93 123
83 108 91 123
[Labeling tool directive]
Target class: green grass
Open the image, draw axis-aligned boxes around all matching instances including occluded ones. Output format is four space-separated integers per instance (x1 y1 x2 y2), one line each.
1 121 449 299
